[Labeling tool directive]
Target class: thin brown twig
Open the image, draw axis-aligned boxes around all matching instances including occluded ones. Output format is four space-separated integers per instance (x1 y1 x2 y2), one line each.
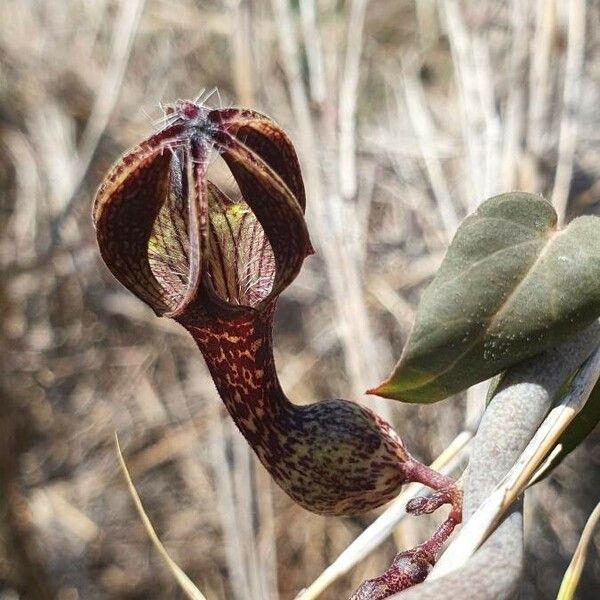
552 0 587 224
338 0 368 201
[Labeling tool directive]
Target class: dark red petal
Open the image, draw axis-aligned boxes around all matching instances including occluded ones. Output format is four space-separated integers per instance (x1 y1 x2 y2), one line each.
208 108 313 301
210 108 306 209
93 124 209 316
177 136 210 315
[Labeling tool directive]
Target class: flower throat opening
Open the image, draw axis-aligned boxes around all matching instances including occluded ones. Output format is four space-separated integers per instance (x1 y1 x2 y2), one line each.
147 151 275 311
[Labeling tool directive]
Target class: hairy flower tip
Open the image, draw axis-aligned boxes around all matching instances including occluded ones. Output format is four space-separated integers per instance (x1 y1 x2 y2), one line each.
93 102 313 318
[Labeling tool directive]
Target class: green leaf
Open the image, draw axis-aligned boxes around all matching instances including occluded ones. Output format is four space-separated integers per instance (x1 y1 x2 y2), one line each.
371 192 600 403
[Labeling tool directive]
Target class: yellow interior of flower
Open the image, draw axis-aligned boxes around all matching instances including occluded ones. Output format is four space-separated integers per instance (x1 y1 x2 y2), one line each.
146 154 275 310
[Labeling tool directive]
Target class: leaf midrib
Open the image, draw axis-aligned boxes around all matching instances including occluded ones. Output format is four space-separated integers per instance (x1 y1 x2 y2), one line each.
431 216 545 293
400 226 562 394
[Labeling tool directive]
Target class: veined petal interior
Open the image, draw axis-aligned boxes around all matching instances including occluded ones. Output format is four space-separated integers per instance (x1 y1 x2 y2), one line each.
207 182 275 307
146 149 193 310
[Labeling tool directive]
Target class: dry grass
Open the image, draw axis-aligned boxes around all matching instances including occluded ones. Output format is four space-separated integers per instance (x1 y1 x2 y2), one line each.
0 1 599 599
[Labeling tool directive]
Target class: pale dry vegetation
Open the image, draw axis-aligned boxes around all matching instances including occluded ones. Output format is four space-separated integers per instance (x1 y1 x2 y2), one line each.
1 1 599 599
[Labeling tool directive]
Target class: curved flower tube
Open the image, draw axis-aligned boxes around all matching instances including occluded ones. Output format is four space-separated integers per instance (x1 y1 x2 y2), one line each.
93 101 461 596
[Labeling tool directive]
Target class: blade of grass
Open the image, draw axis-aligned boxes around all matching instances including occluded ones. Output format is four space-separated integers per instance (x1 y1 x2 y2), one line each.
115 434 208 600
556 500 600 600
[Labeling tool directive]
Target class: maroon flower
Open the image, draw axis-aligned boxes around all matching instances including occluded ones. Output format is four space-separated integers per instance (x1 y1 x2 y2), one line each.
93 101 313 320
94 101 462 599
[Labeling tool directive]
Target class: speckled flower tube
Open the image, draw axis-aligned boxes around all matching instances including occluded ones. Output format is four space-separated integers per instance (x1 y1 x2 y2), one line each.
93 101 461 598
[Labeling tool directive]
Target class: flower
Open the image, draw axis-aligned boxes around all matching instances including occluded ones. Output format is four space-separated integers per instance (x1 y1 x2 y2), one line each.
93 101 462 599
93 101 313 320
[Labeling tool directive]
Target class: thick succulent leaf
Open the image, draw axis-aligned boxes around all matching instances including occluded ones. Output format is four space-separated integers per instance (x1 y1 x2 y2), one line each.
533 375 600 482
487 368 600 482
371 193 600 403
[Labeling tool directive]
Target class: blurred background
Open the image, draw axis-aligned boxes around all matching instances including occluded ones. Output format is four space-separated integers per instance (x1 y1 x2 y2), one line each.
1 0 599 598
